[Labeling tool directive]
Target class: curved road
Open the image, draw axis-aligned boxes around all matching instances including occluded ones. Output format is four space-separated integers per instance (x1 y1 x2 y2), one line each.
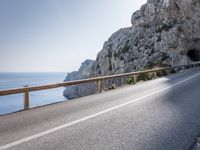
0 67 200 150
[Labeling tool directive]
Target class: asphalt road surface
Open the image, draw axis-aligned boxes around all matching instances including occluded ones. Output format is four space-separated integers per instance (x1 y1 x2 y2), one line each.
0 67 200 150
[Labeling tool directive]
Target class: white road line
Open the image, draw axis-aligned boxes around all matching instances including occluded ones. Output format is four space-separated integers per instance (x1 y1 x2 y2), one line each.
1 72 200 150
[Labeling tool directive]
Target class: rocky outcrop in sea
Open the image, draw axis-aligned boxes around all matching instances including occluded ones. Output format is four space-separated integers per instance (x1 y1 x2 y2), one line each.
64 0 200 99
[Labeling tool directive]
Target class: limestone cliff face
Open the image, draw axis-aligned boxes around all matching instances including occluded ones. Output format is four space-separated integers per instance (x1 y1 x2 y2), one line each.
63 59 96 99
64 0 200 99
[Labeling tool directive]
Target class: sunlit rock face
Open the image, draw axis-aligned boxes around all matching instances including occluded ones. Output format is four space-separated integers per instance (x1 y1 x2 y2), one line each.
64 0 200 99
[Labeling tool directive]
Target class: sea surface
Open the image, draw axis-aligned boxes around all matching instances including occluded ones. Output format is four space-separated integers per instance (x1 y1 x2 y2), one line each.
0 72 68 115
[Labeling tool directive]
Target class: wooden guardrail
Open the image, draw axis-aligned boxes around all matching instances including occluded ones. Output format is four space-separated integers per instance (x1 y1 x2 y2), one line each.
0 62 200 110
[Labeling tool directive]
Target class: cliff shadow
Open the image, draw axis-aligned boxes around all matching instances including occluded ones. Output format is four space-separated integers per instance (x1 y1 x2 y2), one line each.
132 66 200 150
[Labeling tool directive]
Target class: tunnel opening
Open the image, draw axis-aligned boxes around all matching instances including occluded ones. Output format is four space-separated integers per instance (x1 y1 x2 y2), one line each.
187 49 200 61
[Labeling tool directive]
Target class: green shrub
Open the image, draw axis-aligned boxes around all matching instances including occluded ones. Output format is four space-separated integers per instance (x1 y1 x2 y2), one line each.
126 76 135 85
157 70 168 77
138 73 151 81
137 68 151 81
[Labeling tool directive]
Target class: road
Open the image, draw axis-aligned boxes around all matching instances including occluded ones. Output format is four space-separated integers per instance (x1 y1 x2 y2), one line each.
0 67 200 150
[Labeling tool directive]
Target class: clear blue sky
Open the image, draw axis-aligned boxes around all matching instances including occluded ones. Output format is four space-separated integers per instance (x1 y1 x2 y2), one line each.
0 0 146 72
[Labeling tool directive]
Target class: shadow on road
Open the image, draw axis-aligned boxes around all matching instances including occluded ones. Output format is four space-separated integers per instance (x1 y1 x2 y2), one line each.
136 67 200 150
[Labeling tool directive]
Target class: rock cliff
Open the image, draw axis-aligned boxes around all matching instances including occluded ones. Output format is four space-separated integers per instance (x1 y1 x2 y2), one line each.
64 59 96 99
64 0 200 99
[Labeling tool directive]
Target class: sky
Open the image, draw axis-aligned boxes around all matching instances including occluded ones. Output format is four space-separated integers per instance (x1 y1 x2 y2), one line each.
0 0 147 72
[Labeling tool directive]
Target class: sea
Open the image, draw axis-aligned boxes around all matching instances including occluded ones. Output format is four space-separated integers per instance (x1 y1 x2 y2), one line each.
0 72 68 115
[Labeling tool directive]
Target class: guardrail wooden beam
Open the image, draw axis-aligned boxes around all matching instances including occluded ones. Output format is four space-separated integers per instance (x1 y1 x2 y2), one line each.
0 62 200 111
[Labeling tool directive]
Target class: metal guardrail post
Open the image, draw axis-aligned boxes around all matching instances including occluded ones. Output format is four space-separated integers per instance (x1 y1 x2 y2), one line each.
97 80 104 93
23 86 30 110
